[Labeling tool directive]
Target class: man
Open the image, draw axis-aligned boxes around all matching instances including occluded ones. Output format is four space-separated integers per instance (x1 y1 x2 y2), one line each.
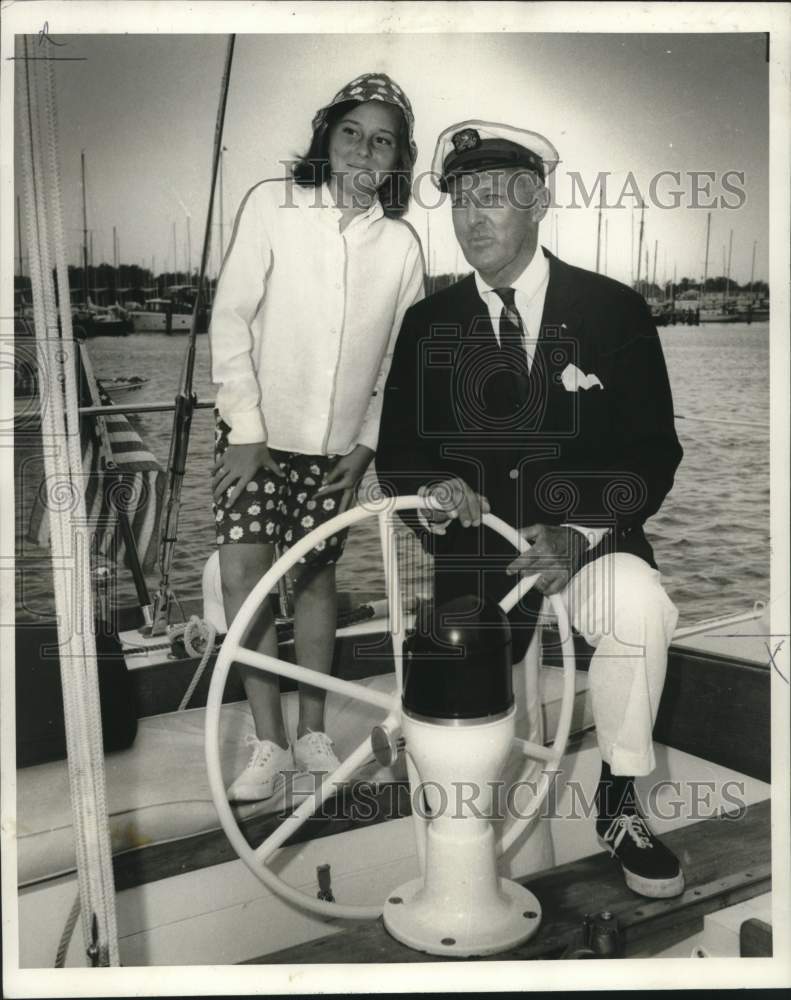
376 120 685 899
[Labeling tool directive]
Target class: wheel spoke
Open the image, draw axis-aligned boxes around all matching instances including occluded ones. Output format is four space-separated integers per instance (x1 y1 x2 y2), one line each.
231 645 396 712
253 733 377 864
512 736 559 764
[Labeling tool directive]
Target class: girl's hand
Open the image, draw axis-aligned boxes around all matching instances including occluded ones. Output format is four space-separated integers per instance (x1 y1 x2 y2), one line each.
212 442 284 506
316 444 375 513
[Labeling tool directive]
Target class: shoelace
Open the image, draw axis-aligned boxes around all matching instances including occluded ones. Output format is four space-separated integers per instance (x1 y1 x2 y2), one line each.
243 734 278 769
602 813 653 851
298 731 336 760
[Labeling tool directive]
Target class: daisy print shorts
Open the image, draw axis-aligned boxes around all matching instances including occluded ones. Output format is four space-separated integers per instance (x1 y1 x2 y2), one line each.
213 415 349 567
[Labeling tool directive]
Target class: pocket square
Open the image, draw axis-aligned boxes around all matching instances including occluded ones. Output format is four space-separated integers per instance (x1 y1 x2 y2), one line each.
561 363 604 392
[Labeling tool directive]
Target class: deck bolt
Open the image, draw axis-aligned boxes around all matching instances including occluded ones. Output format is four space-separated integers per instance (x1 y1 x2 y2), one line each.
441 937 456 946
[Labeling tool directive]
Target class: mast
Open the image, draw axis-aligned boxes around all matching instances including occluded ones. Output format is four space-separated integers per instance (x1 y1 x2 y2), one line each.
187 215 192 286
630 208 634 285
652 239 658 296
16 194 24 278
113 226 118 303
726 228 733 303
81 150 89 305
595 188 603 273
722 245 726 308
702 210 711 307
172 221 178 285
635 203 645 291
603 218 608 276
149 35 236 634
750 239 757 301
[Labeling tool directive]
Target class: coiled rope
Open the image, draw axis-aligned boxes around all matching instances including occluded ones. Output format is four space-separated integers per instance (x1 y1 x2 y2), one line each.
18 37 119 967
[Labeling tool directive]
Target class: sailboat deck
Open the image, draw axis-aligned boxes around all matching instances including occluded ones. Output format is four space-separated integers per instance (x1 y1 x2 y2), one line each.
259 798 771 964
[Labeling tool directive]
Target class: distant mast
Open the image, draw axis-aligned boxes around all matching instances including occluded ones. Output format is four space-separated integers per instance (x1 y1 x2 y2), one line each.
635 202 645 293
702 211 711 307
113 226 119 304
172 221 178 286
595 188 603 273
187 216 192 287
16 194 24 278
652 239 658 297
81 150 89 305
726 228 733 303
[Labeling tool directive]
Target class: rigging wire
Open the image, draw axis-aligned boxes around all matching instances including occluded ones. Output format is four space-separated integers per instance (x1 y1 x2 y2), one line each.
149 35 237 635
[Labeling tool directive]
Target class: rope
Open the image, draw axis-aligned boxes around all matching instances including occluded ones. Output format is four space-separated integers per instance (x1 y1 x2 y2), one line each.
19 38 119 967
175 616 218 711
54 893 81 968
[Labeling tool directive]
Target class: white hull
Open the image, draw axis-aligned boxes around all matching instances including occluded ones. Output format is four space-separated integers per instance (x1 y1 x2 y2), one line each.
128 311 192 334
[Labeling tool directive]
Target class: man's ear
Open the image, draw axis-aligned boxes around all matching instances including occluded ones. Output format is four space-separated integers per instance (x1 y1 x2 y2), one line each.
530 180 551 224
514 171 550 223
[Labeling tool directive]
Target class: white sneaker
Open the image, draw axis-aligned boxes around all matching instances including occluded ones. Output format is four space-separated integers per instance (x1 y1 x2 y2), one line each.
293 730 340 776
227 736 295 803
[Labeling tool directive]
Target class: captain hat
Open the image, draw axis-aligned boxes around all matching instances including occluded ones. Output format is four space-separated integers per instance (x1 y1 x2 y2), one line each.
432 119 559 191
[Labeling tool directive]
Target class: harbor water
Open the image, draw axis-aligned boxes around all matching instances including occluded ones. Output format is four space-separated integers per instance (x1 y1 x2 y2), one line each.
14 321 770 627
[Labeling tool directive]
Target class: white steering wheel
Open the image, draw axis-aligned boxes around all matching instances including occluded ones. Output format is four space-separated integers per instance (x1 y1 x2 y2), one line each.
204 495 577 920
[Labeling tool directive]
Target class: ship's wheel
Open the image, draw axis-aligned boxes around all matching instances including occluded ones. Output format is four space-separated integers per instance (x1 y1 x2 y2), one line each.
205 495 577 920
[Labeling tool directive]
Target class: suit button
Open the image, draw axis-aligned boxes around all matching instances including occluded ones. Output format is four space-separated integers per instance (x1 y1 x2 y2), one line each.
509 469 519 480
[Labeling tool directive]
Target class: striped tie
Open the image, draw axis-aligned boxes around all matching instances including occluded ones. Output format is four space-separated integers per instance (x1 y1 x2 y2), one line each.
494 287 530 379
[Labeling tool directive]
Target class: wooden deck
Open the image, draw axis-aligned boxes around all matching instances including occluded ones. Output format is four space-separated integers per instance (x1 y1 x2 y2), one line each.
256 799 771 963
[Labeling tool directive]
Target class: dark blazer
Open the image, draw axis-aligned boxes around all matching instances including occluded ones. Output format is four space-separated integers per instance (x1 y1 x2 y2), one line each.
375 249 682 648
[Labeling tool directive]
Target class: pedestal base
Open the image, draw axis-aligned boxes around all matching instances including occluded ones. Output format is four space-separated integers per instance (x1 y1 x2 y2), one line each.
383 877 541 957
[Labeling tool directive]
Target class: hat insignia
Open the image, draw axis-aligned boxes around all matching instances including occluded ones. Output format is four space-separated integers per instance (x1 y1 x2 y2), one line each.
451 128 481 153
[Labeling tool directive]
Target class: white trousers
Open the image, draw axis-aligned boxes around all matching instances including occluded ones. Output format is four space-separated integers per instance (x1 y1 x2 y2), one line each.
556 553 679 777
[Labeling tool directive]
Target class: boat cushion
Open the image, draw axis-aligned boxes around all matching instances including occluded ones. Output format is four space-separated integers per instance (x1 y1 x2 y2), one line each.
17 667 592 888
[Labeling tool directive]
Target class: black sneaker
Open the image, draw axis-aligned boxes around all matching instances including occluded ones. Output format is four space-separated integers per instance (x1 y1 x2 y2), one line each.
597 812 685 898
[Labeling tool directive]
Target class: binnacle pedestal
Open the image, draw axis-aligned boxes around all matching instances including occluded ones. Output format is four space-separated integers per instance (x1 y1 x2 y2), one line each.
382 595 542 957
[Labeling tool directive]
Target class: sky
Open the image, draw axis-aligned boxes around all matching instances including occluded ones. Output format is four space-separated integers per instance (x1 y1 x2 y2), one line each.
11 14 770 288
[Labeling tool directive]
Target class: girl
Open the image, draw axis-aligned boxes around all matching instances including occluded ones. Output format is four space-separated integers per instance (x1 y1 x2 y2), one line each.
210 73 424 801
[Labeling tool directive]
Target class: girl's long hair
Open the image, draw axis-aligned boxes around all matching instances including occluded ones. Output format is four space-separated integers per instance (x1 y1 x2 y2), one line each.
292 100 413 218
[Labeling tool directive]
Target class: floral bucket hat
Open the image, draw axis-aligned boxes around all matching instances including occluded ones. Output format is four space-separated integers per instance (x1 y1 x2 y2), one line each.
312 72 418 164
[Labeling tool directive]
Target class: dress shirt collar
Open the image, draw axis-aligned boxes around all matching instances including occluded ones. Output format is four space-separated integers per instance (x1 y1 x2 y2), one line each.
474 246 549 308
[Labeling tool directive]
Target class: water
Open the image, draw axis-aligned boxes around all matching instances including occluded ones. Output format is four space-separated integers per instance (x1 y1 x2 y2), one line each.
14 322 770 627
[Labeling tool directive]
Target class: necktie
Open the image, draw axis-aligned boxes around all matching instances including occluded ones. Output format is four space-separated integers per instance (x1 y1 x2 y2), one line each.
494 287 530 379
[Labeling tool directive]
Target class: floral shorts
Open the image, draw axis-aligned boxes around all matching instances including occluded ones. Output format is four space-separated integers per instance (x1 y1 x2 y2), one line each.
213 415 348 567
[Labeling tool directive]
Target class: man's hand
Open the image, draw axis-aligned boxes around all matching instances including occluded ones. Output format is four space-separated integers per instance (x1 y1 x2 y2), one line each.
506 524 585 595
316 444 375 514
212 442 284 506
417 477 491 528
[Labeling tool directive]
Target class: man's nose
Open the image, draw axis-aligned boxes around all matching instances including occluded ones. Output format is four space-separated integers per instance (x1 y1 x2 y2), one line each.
465 201 485 226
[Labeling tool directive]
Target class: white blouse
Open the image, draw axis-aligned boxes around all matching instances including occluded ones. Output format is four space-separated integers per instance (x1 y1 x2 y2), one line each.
209 177 424 454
